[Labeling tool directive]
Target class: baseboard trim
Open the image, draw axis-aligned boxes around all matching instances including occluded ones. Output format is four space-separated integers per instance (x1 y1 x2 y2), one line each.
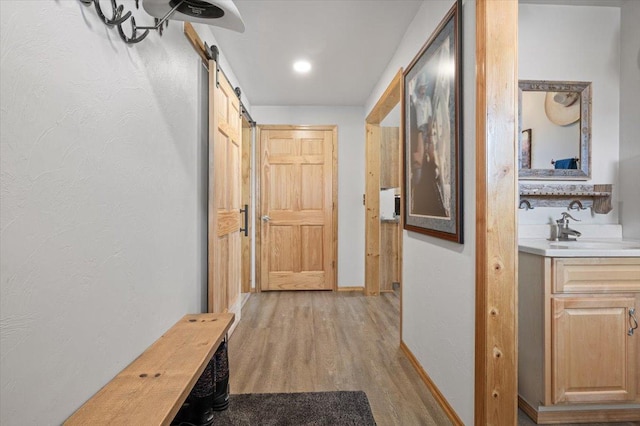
400 341 464 426
227 297 243 336
518 396 540 423
518 395 640 424
337 286 364 292
241 292 251 308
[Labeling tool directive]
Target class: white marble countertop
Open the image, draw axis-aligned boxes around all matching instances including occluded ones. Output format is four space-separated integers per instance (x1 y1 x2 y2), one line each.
519 238 640 257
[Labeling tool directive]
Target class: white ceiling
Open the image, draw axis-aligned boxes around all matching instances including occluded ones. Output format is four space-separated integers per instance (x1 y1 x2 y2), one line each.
207 0 625 107
208 0 424 107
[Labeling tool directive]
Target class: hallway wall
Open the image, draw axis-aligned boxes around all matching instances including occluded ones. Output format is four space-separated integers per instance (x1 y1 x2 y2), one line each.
619 0 640 239
365 0 476 423
251 106 366 288
0 1 245 423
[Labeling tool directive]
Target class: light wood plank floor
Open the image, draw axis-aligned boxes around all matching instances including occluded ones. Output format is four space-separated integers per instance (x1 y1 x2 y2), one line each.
229 291 640 426
227 290 452 426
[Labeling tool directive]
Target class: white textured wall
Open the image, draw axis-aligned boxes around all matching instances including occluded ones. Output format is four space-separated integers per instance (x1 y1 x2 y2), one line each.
518 4 620 226
619 0 640 239
0 1 243 423
251 106 366 288
365 1 476 423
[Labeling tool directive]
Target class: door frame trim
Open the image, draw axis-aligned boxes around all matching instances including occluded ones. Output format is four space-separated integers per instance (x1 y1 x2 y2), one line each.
255 125 338 292
364 68 403 297
475 0 518 424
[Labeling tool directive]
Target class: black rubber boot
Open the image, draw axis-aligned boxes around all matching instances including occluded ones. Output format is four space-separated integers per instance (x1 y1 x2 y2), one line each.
187 396 215 426
171 396 215 426
212 340 230 411
178 361 216 425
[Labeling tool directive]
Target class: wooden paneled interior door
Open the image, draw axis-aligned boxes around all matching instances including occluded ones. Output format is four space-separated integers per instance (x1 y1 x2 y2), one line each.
259 126 336 291
208 59 242 319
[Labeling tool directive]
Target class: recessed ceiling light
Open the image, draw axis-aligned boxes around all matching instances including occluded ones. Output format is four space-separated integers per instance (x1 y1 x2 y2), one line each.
293 60 311 73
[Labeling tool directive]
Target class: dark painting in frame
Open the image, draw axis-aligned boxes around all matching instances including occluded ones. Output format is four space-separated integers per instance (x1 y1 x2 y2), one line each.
402 1 463 243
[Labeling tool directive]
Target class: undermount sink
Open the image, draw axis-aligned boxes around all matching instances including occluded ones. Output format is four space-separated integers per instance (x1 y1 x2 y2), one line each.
519 238 640 257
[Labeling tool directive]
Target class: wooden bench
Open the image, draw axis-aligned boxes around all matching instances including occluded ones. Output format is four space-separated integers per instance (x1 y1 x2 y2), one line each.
65 313 235 426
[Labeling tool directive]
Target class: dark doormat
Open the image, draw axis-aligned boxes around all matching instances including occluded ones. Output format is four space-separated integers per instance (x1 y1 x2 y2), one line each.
209 391 377 425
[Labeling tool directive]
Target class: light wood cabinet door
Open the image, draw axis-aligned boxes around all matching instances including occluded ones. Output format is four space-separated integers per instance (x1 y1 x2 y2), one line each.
552 295 638 404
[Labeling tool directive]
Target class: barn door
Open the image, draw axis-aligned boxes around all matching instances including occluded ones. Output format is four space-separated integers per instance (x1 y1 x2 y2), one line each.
208 60 242 320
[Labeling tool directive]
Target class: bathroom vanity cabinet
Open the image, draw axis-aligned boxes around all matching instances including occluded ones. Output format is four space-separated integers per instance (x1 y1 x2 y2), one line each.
518 253 640 423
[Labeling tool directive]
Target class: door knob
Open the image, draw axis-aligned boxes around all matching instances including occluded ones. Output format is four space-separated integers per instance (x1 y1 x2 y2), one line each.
261 215 271 222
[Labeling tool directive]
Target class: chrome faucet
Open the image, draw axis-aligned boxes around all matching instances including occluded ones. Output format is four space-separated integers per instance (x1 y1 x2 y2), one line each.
555 212 582 241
